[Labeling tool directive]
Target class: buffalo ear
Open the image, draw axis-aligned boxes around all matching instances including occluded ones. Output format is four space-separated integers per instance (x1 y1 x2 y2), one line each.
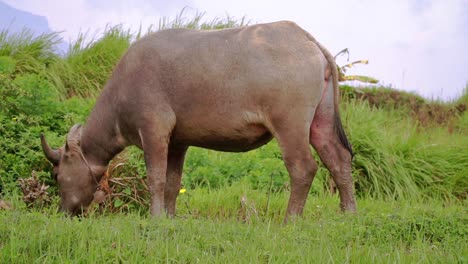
40 134 60 165
66 124 82 150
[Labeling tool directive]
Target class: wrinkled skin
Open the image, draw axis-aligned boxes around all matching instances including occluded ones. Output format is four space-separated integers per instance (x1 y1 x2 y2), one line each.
41 21 356 220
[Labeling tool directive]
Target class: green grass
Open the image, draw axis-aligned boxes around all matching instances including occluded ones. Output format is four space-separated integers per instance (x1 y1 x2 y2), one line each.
1 183 466 263
0 29 60 75
58 26 133 97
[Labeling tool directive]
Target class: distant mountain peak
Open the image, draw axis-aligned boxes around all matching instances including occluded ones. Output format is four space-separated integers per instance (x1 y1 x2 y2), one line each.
0 1 52 36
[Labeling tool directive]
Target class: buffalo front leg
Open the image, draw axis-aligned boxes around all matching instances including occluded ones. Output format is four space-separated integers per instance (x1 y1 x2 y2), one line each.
140 117 175 217
143 139 169 217
164 146 188 216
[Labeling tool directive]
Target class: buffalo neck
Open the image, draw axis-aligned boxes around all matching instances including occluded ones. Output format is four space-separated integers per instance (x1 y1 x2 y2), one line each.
80 92 125 168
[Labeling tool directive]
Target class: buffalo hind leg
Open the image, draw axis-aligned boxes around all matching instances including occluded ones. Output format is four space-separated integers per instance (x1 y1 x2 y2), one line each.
164 146 188 217
310 104 356 211
272 121 318 221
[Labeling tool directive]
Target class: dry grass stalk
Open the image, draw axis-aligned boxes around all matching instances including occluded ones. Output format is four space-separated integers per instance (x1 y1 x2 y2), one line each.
238 195 258 223
0 200 12 210
18 171 51 208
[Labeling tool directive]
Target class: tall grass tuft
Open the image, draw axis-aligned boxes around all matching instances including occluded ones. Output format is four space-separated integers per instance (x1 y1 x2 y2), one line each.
157 8 249 31
343 99 468 200
0 29 61 75
456 84 468 104
0 29 64 97
54 26 133 97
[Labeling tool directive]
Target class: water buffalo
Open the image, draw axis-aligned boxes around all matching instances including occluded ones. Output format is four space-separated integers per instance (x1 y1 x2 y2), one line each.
41 21 356 219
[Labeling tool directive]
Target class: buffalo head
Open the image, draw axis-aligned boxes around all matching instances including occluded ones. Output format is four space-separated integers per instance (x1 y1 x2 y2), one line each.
41 124 99 216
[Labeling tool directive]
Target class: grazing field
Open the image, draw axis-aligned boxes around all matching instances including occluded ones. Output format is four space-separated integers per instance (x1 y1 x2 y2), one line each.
0 13 467 263
1 187 467 263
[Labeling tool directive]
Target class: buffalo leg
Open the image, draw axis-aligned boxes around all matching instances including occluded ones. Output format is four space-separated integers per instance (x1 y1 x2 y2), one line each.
164 146 188 216
140 114 176 217
272 121 318 221
310 125 356 212
310 83 356 212
143 138 169 217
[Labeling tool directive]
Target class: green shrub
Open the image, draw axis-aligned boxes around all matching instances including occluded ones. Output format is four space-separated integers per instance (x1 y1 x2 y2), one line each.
0 114 51 194
0 56 16 74
12 74 59 115
0 72 94 195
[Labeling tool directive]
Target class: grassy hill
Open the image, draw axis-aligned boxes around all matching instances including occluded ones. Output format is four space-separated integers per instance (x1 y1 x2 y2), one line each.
1 22 466 200
0 15 466 262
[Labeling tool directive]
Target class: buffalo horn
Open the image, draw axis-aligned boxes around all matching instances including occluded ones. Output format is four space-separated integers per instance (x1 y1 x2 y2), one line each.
40 134 60 165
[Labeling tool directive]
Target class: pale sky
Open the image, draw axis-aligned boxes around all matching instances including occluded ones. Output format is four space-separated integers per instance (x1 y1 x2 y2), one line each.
4 0 468 100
